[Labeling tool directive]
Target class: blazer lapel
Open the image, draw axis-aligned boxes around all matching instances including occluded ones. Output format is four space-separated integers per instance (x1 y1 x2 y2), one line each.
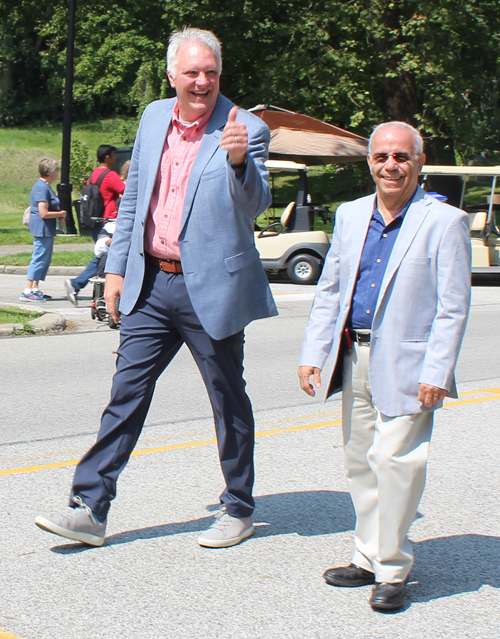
179 95 230 233
342 195 375 299
142 101 174 217
347 195 375 291
374 187 432 315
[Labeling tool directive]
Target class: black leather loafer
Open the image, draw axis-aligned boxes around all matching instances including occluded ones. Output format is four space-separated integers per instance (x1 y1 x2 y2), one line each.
323 563 375 587
369 580 407 610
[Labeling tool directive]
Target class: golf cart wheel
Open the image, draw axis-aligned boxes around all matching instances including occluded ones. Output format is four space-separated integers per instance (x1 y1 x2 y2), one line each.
90 306 96 320
287 254 321 285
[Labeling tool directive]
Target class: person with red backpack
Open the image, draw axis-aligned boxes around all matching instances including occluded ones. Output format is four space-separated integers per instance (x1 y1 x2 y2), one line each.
65 145 125 306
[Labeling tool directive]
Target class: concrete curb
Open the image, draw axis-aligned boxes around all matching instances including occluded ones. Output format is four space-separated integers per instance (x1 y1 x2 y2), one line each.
0 302 66 336
0 265 83 275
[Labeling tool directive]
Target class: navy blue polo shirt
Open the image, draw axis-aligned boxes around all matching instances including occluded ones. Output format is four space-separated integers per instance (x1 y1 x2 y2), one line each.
348 194 415 330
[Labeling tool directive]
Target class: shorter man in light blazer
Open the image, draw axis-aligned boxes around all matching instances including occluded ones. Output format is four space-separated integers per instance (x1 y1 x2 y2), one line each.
299 122 471 611
35 28 277 549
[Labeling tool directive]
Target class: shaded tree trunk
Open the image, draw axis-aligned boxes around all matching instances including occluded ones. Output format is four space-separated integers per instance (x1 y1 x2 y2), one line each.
424 139 463 207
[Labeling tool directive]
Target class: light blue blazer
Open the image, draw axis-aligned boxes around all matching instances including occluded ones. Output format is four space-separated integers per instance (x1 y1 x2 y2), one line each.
300 187 471 417
106 94 278 340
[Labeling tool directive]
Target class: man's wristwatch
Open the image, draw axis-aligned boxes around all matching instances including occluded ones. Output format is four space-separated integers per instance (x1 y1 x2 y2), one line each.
227 157 247 170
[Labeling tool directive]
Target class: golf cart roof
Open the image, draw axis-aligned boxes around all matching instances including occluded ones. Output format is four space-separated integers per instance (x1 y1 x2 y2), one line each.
421 165 500 177
265 160 308 172
251 104 368 164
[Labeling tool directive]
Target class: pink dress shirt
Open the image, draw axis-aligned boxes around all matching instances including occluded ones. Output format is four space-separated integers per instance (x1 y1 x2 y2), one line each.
145 102 215 261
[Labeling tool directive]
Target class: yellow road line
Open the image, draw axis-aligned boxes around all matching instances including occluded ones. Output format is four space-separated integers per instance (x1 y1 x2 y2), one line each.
0 412 343 467
0 420 341 477
444 394 500 407
0 458 81 476
0 629 24 639
1 387 499 478
457 387 500 395
131 438 217 457
256 420 341 437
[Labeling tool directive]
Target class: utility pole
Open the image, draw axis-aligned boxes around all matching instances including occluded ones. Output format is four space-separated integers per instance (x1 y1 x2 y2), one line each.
57 0 77 234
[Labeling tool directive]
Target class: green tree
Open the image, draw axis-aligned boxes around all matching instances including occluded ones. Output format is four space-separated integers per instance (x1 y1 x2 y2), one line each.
2 0 500 190
38 0 170 120
0 1 58 123
70 137 94 191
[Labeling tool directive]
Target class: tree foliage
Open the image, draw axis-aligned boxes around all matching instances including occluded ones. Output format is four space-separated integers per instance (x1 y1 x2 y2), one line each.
1 0 500 165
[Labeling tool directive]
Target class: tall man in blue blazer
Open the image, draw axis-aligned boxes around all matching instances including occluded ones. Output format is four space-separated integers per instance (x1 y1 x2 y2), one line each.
299 122 471 610
36 28 277 549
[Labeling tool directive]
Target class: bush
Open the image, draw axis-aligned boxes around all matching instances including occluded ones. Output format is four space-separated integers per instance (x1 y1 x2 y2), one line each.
70 138 94 192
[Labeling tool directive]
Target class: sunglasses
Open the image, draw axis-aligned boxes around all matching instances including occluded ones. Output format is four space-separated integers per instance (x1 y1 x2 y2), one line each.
370 153 417 165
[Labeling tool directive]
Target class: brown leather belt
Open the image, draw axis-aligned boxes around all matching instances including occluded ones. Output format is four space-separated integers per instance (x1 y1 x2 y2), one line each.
146 253 183 274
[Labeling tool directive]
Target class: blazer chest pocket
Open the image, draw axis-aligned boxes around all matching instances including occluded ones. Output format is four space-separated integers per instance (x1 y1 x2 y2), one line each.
199 166 227 182
398 256 432 281
224 246 260 273
405 256 431 265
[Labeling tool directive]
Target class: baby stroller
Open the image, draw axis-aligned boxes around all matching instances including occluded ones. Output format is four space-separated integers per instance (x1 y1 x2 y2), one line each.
89 255 120 330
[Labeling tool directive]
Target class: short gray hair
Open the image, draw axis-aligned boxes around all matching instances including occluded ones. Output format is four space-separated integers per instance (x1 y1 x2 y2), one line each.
38 158 59 178
167 27 222 78
368 121 424 155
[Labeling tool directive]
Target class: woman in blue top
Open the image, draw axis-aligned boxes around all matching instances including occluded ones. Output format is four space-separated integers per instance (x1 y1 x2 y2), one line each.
20 158 67 302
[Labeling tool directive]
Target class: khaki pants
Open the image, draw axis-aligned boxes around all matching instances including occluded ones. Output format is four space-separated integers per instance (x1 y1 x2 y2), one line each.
342 341 433 583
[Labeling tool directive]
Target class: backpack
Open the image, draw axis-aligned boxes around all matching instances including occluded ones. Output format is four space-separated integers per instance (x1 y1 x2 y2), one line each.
79 169 110 228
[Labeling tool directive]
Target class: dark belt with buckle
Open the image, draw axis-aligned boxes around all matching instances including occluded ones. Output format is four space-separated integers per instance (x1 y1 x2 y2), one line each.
348 329 372 344
146 253 183 274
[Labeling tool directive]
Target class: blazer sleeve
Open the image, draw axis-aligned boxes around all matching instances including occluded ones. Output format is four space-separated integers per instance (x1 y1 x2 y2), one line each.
226 114 271 220
104 107 146 276
418 211 471 390
299 208 344 370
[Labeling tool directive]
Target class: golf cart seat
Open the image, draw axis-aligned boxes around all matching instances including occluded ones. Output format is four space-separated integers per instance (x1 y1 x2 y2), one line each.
469 211 487 234
256 202 296 237
280 201 296 231
468 211 500 267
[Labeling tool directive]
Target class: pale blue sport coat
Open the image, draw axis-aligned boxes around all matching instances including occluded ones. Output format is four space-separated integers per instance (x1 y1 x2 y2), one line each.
105 94 278 340
300 187 471 417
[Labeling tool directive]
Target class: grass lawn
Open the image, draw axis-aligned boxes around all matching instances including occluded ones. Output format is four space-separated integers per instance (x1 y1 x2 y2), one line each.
0 120 135 214
1 249 95 266
0 119 137 245
256 164 373 233
0 307 43 325
0 118 375 244
0 210 94 245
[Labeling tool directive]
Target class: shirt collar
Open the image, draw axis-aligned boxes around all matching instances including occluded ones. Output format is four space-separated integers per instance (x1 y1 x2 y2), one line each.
172 101 215 132
373 187 418 226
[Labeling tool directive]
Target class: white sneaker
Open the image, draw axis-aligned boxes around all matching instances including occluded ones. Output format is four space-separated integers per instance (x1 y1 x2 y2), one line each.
35 496 106 547
64 279 78 306
198 505 254 548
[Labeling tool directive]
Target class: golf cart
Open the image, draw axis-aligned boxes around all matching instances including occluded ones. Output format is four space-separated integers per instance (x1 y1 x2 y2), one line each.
421 165 500 284
91 150 334 285
255 160 332 284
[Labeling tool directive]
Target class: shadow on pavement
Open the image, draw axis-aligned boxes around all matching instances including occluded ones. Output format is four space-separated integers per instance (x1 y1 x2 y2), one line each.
50 489 354 553
372 533 500 613
409 534 500 602
49 493 500 607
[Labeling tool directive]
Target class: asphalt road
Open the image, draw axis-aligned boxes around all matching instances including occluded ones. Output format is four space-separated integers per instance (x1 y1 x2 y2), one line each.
0 277 499 639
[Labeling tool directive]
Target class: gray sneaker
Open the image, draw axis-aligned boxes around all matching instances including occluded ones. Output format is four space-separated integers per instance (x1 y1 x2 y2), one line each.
64 279 78 306
35 496 106 547
198 505 254 548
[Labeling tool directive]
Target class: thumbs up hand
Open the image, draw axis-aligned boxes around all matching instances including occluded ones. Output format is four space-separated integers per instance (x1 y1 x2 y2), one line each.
220 105 248 166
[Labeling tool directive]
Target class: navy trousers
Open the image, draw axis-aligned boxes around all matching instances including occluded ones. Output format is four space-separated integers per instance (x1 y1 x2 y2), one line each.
71 256 100 292
71 262 255 520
